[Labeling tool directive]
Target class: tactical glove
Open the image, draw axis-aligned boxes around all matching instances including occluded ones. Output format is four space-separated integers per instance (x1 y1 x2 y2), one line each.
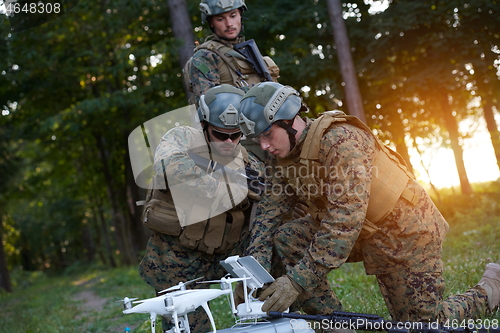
234 281 260 306
259 275 303 312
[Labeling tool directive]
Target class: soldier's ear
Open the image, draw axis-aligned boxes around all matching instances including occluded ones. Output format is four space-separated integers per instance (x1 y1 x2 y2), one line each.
208 20 215 33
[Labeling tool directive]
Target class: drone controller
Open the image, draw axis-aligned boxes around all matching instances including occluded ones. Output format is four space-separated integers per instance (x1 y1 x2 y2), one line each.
220 255 275 320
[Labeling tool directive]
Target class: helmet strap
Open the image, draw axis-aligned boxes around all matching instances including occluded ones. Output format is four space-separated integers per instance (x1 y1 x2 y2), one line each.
275 119 297 151
202 123 212 142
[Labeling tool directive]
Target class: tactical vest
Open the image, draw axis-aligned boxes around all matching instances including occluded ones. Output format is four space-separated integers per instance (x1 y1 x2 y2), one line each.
141 128 251 255
184 37 279 95
277 111 418 236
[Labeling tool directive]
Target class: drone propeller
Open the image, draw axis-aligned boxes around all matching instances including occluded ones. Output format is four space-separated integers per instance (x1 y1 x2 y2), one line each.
202 276 250 283
116 297 139 310
116 297 138 303
158 276 204 294
132 299 147 304
197 276 250 284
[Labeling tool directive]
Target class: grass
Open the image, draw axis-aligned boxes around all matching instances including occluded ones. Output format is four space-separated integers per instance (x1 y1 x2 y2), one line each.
1 182 500 332
0 265 155 333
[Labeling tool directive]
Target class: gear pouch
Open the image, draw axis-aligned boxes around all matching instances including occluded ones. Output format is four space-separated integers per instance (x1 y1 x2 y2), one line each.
142 199 182 236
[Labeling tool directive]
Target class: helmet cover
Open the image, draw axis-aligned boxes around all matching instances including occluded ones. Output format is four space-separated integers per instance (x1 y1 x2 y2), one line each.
197 84 245 129
238 82 302 138
199 0 248 24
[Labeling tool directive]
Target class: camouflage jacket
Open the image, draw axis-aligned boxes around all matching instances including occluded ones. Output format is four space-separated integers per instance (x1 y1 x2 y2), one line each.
187 34 279 106
246 118 449 290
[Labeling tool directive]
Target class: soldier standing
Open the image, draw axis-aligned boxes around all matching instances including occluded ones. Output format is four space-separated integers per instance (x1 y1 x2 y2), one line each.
138 85 264 333
185 0 279 106
237 81 500 323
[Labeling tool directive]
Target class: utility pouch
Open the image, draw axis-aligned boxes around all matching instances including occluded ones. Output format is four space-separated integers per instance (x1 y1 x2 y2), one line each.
180 210 246 255
141 199 182 236
209 211 246 254
233 57 256 76
179 220 207 249
198 214 227 254
263 56 280 81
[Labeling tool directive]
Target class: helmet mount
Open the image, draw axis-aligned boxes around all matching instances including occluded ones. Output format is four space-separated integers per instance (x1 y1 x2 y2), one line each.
197 84 244 130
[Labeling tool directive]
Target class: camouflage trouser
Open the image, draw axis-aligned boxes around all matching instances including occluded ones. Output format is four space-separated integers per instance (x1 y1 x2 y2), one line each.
377 272 488 322
273 216 489 322
138 228 250 333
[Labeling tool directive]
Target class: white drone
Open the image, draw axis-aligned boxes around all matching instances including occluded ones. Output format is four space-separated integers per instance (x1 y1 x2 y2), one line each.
119 256 275 333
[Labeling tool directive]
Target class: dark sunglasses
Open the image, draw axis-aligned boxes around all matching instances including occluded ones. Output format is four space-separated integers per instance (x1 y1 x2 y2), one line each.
211 128 242 141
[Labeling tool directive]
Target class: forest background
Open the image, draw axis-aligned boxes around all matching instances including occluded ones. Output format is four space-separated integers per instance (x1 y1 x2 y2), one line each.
0 0 499 306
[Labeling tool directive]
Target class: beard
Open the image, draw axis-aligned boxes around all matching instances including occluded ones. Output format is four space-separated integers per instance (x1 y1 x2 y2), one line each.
210 141 238 157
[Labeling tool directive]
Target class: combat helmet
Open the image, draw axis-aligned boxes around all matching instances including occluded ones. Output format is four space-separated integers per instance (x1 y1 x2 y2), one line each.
197 84 244 130
199 0 248 24
238 82 303 148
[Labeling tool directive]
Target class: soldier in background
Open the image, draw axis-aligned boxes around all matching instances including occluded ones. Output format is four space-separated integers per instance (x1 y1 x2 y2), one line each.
238 81 500 323
138 85 264 333
184 0 280 107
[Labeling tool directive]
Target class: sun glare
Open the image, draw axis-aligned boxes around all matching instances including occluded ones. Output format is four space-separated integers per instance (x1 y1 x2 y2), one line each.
410 127 500 189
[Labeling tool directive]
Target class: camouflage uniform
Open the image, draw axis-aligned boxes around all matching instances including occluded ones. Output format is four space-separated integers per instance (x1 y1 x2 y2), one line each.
139 126 264 333
187 35 279 106
245 118 489 322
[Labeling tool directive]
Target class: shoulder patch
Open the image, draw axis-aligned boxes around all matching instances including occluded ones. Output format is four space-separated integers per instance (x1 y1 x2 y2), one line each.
194 62 211 75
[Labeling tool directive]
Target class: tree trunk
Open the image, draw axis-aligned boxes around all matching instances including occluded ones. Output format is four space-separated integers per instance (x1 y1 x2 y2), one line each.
472 49 500 175
475 79 500 174
326 0 366 123
124 136 150 256
388 110 414 174
93 131 135 265
394 140 414 175
81 221 96 263
439 94 473 195
410 133 442 205
93 196 117 268
482 97 500 173
167 0 195 97
0 215 12 292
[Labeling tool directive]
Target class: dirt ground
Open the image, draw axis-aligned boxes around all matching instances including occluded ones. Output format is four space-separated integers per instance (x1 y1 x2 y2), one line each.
73 289 108 320
72 277 140 332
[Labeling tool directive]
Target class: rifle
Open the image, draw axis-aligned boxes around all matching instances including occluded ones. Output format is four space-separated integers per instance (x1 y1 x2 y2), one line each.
188 151 265 195
234 39 273 82
268 311 500 333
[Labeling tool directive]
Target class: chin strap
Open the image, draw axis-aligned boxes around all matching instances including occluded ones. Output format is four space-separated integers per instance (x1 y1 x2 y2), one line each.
275 119 297 152
202 125 214 157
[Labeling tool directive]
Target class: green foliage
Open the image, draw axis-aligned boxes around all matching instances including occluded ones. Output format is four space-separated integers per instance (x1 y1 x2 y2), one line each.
433 181 500 219
244 0 374 115
1 0 192 272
